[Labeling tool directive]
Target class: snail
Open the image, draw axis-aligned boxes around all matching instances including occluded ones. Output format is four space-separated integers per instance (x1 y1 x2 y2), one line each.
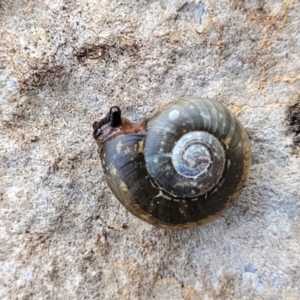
93 96 251 229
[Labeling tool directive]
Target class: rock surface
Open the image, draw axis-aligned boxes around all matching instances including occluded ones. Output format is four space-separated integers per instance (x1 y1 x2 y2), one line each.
1 0 300 299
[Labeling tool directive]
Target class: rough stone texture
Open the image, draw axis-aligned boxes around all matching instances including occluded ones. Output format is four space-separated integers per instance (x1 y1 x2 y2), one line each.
1 0 300 299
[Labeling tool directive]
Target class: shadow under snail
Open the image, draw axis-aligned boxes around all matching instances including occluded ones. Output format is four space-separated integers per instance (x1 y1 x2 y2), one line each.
93 96 251 229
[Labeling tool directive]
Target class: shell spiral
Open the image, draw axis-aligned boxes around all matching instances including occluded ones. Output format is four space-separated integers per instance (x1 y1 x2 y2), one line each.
93 96 251 229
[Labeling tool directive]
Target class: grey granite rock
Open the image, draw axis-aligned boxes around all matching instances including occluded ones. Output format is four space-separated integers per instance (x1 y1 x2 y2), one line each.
1 0 300 299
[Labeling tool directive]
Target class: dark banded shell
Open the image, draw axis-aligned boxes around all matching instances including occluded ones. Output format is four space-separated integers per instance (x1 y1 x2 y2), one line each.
98 96 251 229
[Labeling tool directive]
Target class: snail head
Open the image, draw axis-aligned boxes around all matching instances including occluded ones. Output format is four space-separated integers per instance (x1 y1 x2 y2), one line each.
93 106 123 145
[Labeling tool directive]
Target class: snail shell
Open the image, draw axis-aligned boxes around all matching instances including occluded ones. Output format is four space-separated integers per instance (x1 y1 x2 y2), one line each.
93 96 251 229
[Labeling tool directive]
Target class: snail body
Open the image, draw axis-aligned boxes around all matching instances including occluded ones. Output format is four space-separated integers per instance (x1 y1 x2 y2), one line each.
93 96 251 229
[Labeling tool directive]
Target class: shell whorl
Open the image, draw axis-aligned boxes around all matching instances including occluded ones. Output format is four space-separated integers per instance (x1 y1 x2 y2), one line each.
93 96 251 229
145 96 242 198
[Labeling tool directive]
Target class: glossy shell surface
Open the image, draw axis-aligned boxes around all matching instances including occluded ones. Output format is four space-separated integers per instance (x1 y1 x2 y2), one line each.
99 96 251 229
